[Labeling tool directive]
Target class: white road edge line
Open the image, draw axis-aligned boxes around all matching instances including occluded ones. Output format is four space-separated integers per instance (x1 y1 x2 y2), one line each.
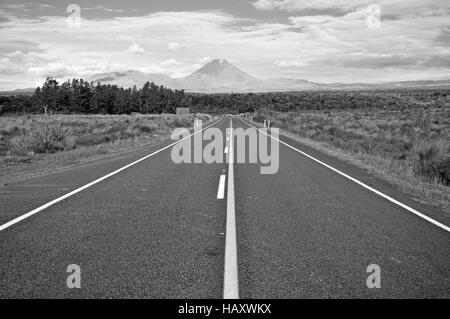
217 175 226 199
0 118 223 233
224 118 239 299
240 118 450 233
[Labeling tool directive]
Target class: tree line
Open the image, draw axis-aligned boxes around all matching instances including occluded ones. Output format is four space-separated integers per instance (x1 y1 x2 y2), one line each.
1 78 449 116
189 90 449 113
0 78 189 115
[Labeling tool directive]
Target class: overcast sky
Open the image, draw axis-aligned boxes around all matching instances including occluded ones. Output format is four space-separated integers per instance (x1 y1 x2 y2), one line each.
0 0 449 90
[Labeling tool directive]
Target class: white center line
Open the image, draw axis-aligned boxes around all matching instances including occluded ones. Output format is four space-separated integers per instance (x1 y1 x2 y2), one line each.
240 118 450 233
217 175 226 199
223 118 239 299
0 118 223 233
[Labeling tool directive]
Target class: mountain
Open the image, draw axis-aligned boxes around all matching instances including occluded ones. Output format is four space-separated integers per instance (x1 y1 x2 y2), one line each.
0 88 35 96
88 70 174 88
176 59 262 92
261 77 321 91
87 59 263 92
193 59 257 81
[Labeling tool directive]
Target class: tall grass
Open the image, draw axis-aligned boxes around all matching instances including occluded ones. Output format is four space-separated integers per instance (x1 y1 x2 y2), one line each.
411 140 450 185
0 114 206 161
256 107 450 190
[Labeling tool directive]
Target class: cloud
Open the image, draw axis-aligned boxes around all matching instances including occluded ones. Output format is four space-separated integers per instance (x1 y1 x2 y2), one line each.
161 59 183 66
422 55 450 68
0 57 25 74
0 5 449 89
28 63 71 78
199 56 212 63
252 0 450 16
338 55 421 69
126 43 146 54
168 42 182 50
435 27 450 46
252 0 279 10
252 0 371 12
83 6 124 13
0 40 41 53
275 59 309 67
1 3 54 10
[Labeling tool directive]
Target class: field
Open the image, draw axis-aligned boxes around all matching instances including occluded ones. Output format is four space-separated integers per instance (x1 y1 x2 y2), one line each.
0 114 208 183
256 106 450 211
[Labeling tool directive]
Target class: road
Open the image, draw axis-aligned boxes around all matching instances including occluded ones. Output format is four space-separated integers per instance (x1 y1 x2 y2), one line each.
0 116 449 298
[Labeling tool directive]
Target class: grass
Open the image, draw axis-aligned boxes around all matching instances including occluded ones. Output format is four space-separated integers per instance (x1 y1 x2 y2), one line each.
0 113 210 183
255 107 450 212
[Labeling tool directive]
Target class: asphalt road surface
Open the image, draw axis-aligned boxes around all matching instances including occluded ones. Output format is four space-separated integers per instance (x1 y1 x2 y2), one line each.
0 116 449 298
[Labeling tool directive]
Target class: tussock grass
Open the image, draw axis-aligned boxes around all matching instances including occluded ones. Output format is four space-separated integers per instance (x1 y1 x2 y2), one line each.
256 107 450 211
0 114 209 182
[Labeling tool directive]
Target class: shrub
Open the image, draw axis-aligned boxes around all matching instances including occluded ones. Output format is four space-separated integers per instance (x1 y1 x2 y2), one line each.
75 133 115 146
0 126 21 137
8 134 40 156
411 141 450 185
134 122 159 134
167 116 191 128
65 136 77 150
38 122 71 153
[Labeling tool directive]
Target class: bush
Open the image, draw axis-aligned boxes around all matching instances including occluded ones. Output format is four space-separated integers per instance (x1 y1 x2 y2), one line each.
411 141 450 185
7 122 72 155
134 122 159 134
38 122 71 153
75 133 115 146
167 116 191 128
8 134 40 156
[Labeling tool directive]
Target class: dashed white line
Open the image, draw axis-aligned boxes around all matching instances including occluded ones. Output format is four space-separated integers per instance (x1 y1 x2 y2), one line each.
223 118 239 299
217 175 226 199
240 118 450 233
0 118 223 233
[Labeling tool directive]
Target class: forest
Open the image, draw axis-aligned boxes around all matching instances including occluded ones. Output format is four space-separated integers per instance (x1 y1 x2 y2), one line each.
0 78 189 115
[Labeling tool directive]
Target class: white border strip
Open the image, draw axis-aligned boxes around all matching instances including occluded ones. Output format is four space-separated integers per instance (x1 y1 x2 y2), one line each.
240 118 450 233
0 118 222 232
217 175 226 199
224 118 239 299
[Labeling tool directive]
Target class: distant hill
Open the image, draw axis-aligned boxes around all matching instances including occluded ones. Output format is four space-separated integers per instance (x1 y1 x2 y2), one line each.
85 59 450 92
88 70 174 88
2 59 450 95
87 59 263 92
0 88 35 96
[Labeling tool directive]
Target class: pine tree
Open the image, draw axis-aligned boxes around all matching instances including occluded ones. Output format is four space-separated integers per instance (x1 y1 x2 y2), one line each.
41 77 59 114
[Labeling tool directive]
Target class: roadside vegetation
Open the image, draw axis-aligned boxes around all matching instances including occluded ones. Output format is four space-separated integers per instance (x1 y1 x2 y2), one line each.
255 107 450 211
0 114 207 183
